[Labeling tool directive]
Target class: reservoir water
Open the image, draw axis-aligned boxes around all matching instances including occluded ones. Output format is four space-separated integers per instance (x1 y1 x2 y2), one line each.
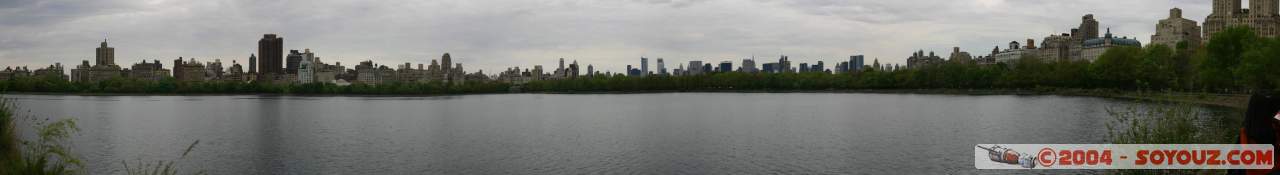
4 93 1240 174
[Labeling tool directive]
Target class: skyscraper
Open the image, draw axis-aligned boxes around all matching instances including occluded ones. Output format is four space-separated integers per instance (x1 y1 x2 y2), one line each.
1205 0 1280 41
96 39 115 66
656 58 667 75
778 55 792 73
441 53 453 74
558 58 565 77
257 34 284 75
814 61 824 72
1075 15 1100 40
741 58 757 73
286 50 302 74
850 55 865 71
640 57 648 77
248 54 257 73
688 61 703 75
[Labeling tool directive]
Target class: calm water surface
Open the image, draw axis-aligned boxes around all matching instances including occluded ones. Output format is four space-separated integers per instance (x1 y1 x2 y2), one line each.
5 93 1238 174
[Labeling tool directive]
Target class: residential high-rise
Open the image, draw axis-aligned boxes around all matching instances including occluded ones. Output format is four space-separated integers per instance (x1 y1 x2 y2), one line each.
1151 8 1203 47
298 49 316 84
1080 28 1143 62
947 47 973 64
286 50 302 74
907 50 944 69
1071 14 1101 41
71 39 122 83
257 34 284 75
96 39 115 66
1205 0 1280 41
441 53 452 75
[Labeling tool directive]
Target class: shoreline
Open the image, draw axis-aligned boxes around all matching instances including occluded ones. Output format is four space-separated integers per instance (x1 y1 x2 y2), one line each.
2 89 1250 109
536 89 1250 109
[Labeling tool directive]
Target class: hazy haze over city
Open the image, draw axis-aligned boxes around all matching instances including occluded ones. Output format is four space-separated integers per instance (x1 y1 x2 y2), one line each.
0 0 1210 73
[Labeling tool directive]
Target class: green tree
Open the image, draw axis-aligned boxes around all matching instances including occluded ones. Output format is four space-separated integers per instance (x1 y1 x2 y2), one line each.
1200 26 1259 90
1235 37 1280 91
1090 46 1144 89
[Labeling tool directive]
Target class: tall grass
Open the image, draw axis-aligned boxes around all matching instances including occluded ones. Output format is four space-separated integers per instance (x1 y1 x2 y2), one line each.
0 96 83 175
121 140 205 175
1105 98 1238 174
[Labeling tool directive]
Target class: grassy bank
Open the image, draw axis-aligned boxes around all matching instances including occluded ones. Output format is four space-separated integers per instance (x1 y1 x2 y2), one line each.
1105 97 1242 174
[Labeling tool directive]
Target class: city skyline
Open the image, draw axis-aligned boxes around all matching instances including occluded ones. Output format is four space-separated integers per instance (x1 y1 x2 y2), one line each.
0 0 1214 73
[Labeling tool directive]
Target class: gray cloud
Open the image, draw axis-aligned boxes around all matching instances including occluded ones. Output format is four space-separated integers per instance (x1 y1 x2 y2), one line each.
0 0 1215 74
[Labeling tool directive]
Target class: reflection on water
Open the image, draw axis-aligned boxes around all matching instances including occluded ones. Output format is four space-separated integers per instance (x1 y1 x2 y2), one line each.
4 93 1239 174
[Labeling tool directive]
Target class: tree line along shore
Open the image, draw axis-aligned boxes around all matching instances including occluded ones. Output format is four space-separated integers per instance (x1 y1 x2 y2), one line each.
0 27 1276 107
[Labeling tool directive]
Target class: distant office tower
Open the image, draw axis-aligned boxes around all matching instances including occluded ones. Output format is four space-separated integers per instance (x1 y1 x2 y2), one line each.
586 64 593 76
799 63 809 72
850 55 865 71
248 54 257 73
627 65 636 76
640 57 648 77
96 39 115 66
762 63 777 73
741 59 757 73
656 58 667 75
778 55 792 73
688 61 703 75
257 34 284 74
718 61 732 73
814 61 824 72
569 60 579 77
702 63 713 74
286 50 302 74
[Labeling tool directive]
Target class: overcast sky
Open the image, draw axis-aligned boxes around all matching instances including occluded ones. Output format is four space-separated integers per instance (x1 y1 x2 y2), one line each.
0 0 1211 73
